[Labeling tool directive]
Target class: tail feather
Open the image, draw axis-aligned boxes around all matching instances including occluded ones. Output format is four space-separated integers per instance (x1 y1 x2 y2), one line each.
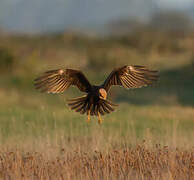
98 99 117 115
75 102 86 113
67 96 118 116
69 101 84 110
68 96 87 103
102 101 115 112
98 104 105 115
105 100 118 107
80 104 87 114
101 103 110 114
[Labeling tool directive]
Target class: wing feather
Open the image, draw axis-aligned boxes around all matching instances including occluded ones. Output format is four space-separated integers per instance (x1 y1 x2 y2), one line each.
102 65 159 91
34 69 92 93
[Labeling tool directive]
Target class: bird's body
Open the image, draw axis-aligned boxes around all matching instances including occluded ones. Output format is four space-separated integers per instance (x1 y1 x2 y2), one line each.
34 65 159 124
67 86 116 124
86 86 107 101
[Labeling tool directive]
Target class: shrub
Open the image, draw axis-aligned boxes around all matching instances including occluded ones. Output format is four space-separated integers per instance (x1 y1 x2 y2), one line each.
0 47 14 72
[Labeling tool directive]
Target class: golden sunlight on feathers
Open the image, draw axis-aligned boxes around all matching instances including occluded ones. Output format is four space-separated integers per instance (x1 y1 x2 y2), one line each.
34 65 159 124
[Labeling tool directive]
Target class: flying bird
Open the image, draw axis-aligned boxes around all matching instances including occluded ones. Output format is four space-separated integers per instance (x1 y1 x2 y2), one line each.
34 65 158 124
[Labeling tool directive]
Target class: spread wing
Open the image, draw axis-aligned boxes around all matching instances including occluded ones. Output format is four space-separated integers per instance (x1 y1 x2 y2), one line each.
34 69 92 93
102 65 159 91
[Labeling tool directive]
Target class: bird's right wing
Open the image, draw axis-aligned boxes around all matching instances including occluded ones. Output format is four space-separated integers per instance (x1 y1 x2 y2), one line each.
102 65 159 92
34 69 92 93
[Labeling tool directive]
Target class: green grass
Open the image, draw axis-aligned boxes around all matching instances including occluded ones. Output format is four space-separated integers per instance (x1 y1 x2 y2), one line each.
0 32 194 152
1 71 194 150
0 90 193 150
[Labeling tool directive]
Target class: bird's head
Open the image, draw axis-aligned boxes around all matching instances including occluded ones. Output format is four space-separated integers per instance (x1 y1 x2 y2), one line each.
99 88 107 100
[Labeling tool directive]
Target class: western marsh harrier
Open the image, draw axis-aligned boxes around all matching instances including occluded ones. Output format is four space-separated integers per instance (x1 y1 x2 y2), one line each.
34 65 158 124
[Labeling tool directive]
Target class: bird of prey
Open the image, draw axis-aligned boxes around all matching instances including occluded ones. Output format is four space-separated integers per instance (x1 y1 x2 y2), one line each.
34 65 158 124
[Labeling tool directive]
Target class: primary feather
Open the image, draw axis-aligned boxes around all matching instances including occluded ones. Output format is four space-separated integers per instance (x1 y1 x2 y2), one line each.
102 65 158 91
34 69 92 93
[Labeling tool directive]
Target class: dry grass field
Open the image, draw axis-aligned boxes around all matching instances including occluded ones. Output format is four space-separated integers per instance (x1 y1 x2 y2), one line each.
0 30 194 179
0 145 193 179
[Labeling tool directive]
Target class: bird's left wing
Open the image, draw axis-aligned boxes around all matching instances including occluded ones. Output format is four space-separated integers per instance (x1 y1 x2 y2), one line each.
102 65 159 92
34 69 92 93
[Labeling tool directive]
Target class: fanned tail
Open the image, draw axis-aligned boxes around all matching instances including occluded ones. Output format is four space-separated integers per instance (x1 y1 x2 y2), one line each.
67 95 89 115
94 99 118 116
67 96 118 116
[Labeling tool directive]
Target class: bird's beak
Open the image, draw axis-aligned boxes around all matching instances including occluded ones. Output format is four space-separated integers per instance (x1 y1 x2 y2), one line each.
99 94 104 99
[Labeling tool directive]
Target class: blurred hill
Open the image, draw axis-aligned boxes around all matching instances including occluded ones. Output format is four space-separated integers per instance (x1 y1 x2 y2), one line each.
1 23 194 107
107 10 194 36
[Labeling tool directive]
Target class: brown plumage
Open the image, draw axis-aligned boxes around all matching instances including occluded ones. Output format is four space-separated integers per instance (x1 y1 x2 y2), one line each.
34 65 159 124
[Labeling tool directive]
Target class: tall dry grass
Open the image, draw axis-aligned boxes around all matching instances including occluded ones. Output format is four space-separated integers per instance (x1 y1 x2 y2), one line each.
0 144 193 180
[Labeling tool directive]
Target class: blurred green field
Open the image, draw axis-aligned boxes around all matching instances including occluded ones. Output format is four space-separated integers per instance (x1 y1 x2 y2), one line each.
0 31 194 151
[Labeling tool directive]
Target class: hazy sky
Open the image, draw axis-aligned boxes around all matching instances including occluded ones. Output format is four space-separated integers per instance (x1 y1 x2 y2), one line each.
0 0 194 33
156 0 194 9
